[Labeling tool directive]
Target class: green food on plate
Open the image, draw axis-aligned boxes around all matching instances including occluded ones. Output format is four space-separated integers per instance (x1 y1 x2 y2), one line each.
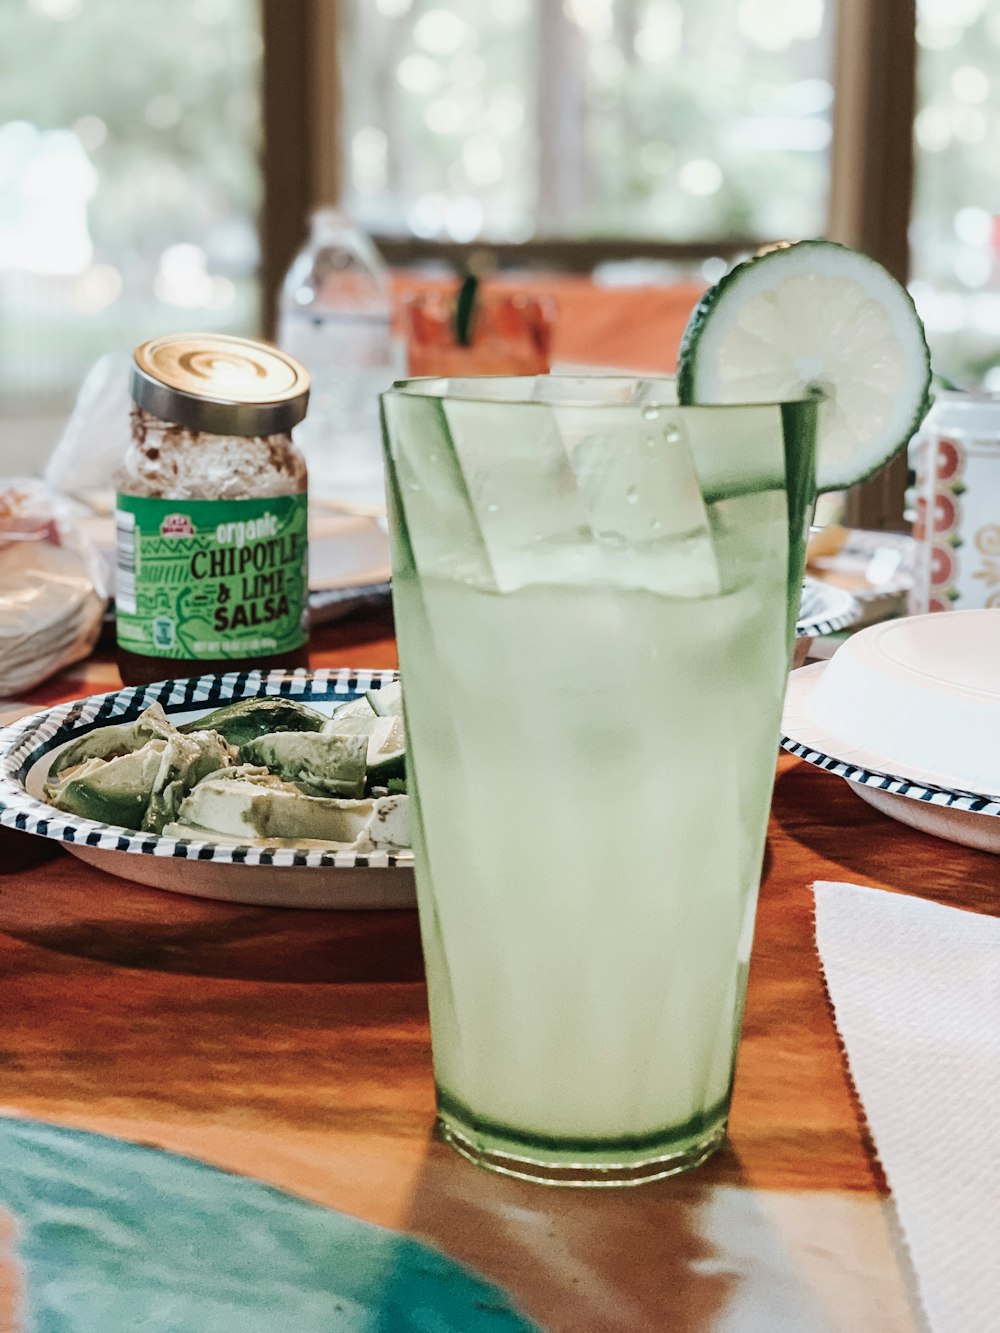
242 730 369 798
45 704 236 834
42 690 409 851
48 702 174 779
178 696 327 748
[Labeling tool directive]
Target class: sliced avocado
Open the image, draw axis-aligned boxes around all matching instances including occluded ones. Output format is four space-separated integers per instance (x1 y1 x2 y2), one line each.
366 680 403 718
364 716 406 786
45 707 239 834
179 697 327 748
329 696 377 724
48 702 174 779
242 731 368 798
141 728 239 834
45 744 168 829
321 698 380 739
177 772 377 844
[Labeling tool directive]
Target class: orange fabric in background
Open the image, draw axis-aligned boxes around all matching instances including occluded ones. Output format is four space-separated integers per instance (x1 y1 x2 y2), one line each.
391 272 707 374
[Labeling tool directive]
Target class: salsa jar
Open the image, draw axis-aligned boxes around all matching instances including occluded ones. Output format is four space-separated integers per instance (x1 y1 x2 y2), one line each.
115 333 311 686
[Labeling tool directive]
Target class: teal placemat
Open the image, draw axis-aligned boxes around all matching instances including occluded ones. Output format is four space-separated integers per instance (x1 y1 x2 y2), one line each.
0 1117 538 1332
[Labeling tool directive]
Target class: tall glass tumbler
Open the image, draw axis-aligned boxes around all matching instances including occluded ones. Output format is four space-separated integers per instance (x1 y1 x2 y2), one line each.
381 376 817 1186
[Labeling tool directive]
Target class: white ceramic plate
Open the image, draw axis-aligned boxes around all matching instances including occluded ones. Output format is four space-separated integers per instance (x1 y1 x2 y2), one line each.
0 669 415 909
782 661 1000 855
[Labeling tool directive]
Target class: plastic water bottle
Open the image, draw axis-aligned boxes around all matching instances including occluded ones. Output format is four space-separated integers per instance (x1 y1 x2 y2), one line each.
277 207 404 509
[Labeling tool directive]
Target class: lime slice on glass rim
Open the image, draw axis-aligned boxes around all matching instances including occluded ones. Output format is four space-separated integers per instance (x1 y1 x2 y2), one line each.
677 240 932 492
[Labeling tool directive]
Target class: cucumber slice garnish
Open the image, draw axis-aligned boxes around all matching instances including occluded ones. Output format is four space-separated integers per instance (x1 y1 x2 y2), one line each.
677 240 932 493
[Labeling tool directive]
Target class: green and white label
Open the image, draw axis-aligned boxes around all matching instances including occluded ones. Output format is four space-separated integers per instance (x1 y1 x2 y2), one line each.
115 493 308 660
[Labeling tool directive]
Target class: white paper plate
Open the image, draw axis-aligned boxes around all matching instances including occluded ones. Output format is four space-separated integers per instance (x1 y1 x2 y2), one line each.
0 669 415 909
782 661 1000 854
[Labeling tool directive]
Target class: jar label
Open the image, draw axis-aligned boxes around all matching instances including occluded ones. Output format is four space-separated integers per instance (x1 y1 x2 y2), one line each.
114 493 308 659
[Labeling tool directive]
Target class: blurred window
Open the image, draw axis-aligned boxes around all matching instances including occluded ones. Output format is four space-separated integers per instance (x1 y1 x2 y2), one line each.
340 0 835 248
910 0 1000 390
11 0 997 458
0 0 261 437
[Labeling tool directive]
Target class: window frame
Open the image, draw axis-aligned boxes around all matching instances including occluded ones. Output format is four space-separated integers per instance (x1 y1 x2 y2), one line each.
261 0 917 529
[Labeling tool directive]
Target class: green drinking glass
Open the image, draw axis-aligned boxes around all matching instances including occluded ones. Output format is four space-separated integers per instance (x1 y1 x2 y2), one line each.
380 375 817 1186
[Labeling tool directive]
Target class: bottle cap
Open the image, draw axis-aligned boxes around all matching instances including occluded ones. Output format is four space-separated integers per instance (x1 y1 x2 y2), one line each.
131 333 310 437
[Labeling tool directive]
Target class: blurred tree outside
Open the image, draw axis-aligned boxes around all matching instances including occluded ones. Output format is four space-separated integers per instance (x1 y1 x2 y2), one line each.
3 0 1000 461
341 0 834 248
910 0 1000 389
342 0 1000 389
0 0 261 435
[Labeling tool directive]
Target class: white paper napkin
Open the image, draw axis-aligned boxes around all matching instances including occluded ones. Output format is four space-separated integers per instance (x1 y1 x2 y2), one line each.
813 880 1000 1333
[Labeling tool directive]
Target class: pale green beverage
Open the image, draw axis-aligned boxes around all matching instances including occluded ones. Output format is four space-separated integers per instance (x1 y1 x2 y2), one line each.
382 376 816 1185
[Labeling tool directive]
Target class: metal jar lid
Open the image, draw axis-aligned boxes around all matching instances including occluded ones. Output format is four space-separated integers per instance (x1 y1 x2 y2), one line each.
131 333 310 437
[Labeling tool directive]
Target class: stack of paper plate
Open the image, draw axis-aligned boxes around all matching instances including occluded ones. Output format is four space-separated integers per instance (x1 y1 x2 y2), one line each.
0 542 106 694
782 610 1000 854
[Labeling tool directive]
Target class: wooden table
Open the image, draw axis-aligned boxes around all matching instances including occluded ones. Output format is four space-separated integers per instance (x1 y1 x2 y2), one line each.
1 609 996 1331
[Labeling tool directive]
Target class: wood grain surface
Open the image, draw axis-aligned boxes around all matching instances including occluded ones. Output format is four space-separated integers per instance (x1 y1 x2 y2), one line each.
1 611 995 1330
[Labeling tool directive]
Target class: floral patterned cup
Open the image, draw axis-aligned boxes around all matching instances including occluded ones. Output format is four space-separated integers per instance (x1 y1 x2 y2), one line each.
910 391 1000 613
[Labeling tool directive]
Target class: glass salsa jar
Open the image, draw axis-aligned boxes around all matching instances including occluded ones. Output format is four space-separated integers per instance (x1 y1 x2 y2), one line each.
115 333 311 686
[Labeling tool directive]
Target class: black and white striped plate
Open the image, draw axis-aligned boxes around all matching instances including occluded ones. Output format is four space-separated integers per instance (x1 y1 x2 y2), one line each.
782 661 1000 855
0 669 415 909
795 578 859 639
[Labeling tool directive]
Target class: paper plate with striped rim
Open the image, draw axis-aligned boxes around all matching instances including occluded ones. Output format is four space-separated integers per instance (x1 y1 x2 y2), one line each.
0 668 415 909
796 578 859 639
782 660 1000 856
